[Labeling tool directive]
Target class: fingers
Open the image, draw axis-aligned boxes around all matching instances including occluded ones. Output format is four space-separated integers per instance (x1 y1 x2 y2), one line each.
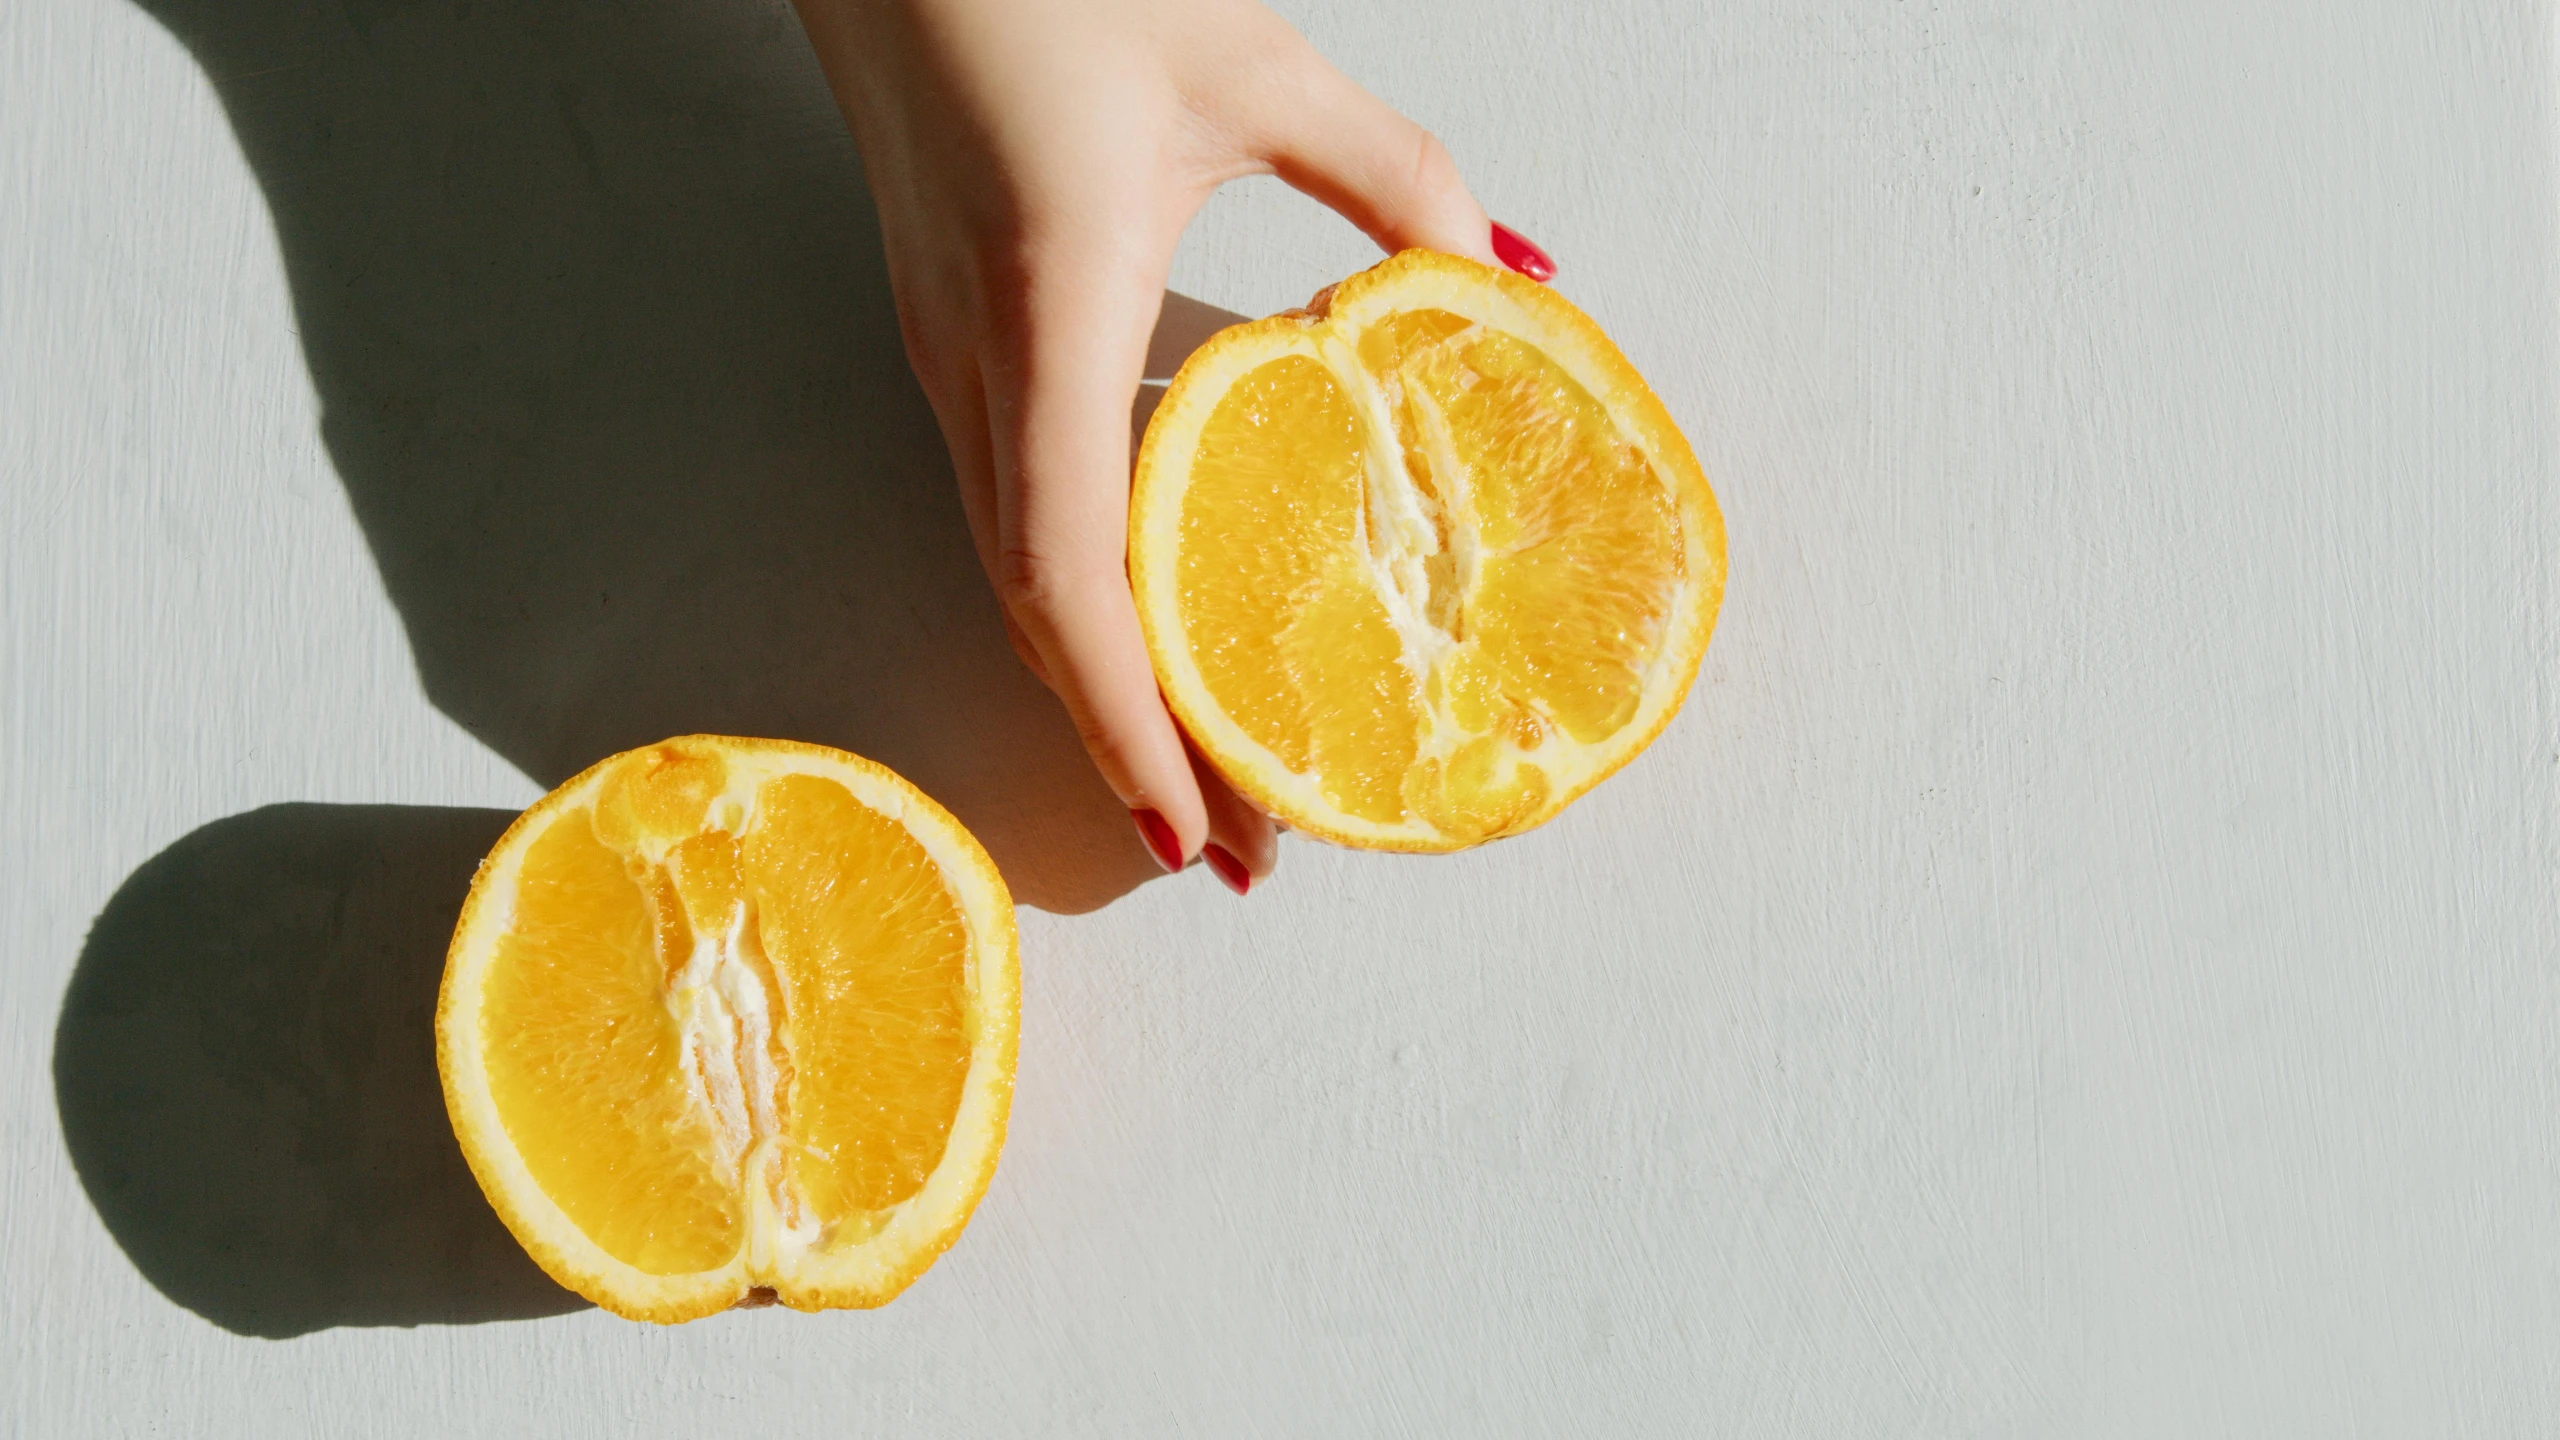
979 258 1248 873
1241 42 1500 265
895 231 1278 890
1191 741 1277 887
900 319 1053 686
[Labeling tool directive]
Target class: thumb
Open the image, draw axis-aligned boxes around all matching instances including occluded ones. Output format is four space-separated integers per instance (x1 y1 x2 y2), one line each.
1248 47 1502 265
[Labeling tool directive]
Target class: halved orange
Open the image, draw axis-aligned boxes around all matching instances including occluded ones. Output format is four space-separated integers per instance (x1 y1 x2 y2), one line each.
1132 250 1726 850
436 736 1017 1323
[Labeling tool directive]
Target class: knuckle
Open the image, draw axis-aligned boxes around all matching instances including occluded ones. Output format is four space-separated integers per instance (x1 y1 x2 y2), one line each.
974 247 1040 330
892 293 936 376
992 546 1055 609
992 544 1100 613
1407 128 1466 205
1064 704 1126 769
1000 619 1050 686
889 276 980 395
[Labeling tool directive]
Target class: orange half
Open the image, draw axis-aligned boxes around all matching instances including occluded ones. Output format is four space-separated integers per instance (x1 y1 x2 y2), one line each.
1132 251 1726 849
437 736 1017 1322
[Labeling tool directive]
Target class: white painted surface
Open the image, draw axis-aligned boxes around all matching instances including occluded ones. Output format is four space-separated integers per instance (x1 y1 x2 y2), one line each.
4 0 2553 1431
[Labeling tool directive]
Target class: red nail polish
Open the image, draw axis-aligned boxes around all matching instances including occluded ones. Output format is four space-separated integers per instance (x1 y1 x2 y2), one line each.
1132 808 1184 873
1490 222 1555 282
1202 844 1252 897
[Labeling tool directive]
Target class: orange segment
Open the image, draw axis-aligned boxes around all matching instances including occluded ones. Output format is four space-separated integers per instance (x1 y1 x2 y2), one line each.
1132 250 1726 850
1423 326 1684 743
1177 352 1421 824
482 807 740 1276
743 772 972 1226
439 736 1017 1323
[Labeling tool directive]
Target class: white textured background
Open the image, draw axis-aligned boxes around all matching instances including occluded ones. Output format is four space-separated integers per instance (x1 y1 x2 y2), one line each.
6 0 2555 1432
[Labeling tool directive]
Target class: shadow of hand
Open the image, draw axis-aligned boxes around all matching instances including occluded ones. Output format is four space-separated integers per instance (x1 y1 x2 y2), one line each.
138 0 1249 913
60 0 1265 1339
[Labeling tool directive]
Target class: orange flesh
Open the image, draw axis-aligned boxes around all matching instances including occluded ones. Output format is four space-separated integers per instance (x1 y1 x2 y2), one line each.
478 748 973 1274
1174 307 1684 843
482 809 740 1275
747 774 971 1230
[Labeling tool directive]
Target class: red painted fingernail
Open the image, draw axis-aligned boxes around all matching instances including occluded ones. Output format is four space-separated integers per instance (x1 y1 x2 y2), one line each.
1490 222 1555 282
1202 844 1252 896
1132 808 1184 873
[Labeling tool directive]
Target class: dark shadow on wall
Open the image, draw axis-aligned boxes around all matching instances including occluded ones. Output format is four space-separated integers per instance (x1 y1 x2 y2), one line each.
129 0 1249 914
55 806 591 1338
62 0 1258 1337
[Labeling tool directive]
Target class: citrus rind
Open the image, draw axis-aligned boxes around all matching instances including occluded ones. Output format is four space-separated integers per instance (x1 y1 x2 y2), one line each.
1130 250 1726 851
436 736 1018 1323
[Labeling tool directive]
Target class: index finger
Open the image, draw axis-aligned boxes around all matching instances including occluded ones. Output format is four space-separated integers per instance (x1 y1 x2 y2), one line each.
979 256 1212 870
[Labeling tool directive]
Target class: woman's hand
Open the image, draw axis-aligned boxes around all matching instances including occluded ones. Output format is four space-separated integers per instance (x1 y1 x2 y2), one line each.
791 0 1551 892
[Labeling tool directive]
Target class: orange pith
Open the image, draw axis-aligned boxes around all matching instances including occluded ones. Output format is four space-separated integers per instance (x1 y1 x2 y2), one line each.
1132 251 1726 850
439 736 1017 1323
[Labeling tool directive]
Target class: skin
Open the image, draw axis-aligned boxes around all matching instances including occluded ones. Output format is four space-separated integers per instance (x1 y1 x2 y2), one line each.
791 0 1508 884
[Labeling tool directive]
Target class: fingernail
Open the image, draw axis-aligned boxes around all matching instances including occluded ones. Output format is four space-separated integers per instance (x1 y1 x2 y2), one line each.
1132 808 1184 874
1202 844 1252 897
1490 222 1555 282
